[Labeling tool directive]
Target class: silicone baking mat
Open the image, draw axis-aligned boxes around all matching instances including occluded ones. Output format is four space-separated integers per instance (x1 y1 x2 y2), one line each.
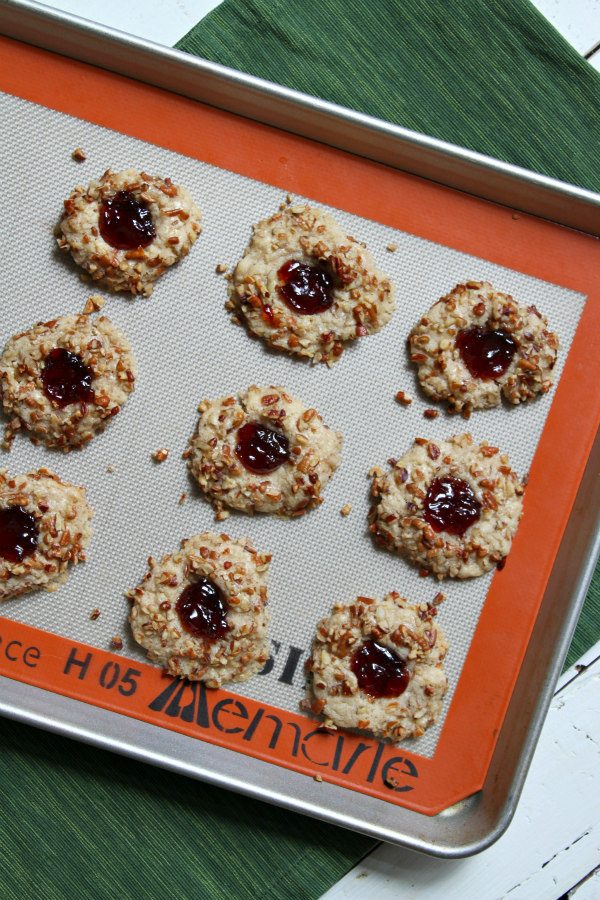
0 38 598 815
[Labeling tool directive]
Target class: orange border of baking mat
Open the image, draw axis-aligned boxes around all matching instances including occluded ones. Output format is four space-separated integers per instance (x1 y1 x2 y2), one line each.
0 36 599 816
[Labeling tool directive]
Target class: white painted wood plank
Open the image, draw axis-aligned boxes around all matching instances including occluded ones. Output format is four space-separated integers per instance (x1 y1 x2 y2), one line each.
40 0 223 46
588 48 600 71
529 0 600 55
570 866 600 897
322 660 600 900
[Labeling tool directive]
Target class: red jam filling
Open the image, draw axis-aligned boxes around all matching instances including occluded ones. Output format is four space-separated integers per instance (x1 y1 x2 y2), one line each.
41 348 95 408
455 326 517 380
424 476 481 536
277 259 334 314
176 577 228 640
0 506 38 563
99 190 155 250
351 640 410 698
235 422 290 474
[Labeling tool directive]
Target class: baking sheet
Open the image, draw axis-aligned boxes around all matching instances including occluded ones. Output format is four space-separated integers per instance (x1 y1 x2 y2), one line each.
0 91 586 763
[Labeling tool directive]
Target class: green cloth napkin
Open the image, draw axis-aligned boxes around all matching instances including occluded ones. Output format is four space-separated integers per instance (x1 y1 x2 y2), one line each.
0 716 371 900
177 0 600 192
1 2 598 898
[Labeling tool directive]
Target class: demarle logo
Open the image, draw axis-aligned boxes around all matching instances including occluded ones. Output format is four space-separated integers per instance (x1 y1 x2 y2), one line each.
149 678 419 793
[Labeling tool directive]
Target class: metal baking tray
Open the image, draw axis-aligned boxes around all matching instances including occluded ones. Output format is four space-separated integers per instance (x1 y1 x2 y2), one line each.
0 0 599 857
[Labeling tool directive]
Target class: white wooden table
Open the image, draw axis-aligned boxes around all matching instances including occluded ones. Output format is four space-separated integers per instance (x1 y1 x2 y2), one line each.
30 2 600 896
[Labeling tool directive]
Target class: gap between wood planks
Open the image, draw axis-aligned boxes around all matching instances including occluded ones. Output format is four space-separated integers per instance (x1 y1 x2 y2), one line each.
322 643 600 900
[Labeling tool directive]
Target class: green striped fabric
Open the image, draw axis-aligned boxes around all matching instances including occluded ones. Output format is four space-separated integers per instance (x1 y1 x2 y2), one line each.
1 3 598 898
0 716 372 899
177 0 600 191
